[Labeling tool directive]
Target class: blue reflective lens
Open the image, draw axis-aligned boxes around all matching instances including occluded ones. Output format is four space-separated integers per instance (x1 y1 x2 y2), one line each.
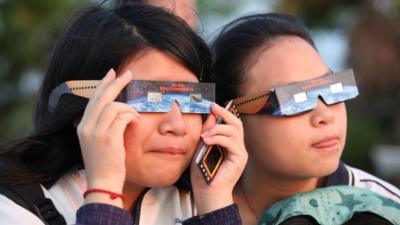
278 97 317 116
121 80 215 114
277 83 359 116
319 85 359 105
126 93 213 114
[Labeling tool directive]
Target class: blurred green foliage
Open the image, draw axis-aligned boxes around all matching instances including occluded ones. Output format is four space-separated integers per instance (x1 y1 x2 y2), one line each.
0 0 88 139
344 110 387 171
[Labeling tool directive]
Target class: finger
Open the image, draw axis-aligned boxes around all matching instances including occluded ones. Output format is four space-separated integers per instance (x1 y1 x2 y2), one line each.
94 102 140 136
108 112 139 144
91 68 117 100
202 112 216 132
201 124 239 139
81 69 116 126
96 70 132 104
82 70 133 128
210 103 241 128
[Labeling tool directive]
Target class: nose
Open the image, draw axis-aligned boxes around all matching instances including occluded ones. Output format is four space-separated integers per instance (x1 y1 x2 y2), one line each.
159 101 187 136
310 98 335 127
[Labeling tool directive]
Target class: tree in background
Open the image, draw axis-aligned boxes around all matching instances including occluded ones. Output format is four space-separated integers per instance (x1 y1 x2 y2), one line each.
349 1 400 140
0 0 87 140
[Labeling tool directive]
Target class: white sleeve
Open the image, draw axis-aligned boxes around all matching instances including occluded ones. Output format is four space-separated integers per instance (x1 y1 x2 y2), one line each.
0 194 45 225
348 166 400 203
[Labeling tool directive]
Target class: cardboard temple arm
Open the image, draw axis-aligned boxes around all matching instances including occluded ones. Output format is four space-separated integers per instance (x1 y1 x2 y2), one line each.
48 80 101 111
63 80 101 98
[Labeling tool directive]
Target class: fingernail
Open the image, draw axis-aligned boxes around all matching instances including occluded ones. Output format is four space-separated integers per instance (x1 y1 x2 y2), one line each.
201 131 208 137
104 68 115 80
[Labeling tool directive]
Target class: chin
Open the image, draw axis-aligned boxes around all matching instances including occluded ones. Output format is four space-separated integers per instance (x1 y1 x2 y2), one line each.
144 176 180 187
315 159 341 177
144 169 184 187
125 171 182 189
294 159 340 180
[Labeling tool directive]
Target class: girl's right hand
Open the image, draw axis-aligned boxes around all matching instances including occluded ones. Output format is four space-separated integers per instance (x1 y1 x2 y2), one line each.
77 69 140 203
190 103 248 214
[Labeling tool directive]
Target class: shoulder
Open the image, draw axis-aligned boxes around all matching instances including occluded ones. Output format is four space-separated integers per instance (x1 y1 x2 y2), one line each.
0 192 45 225
45 169 87 224
345 165 400 202
0 170 85 225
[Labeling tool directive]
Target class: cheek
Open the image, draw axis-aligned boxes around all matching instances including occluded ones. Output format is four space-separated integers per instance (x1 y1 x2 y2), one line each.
333 103 348 146
123 117 154 153
243 117 276 153
243 116 306 162
123 124 140 154
244 116 301 145
339 104 347 130
183 114 202 147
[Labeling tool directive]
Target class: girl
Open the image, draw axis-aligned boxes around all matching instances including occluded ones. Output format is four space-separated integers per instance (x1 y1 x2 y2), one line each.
0 3 246 225
211 13 400 225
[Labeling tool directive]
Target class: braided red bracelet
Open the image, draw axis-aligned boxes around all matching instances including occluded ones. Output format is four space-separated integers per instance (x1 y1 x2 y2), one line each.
83 188 124 200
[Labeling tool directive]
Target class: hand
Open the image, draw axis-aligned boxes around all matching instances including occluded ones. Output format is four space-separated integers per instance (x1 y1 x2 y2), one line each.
77 69 139 204
191 103 248 214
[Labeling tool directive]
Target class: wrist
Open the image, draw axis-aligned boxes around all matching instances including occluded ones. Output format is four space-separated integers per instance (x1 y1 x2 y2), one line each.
85 167 125 189
87 178 124 193
83 188 125 208
193 191 234 215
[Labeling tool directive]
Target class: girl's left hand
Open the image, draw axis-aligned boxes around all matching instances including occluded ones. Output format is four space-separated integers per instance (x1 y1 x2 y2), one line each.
190 103 248 214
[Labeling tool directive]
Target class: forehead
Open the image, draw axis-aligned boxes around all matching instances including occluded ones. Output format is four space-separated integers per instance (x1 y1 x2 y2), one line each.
242 36 329 95
121 49 198 83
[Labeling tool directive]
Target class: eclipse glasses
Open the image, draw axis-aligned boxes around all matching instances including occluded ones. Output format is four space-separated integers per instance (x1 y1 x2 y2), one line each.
49 80 215 114
49 69 358 116
231 69 358 116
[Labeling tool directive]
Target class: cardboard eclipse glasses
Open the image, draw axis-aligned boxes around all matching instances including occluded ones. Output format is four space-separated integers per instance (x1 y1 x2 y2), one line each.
48 69 357 116
48 80 215 114
231 69 359 116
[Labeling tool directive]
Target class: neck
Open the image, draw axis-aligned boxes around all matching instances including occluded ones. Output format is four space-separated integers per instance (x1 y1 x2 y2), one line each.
234 166 324 224
122 182 146 211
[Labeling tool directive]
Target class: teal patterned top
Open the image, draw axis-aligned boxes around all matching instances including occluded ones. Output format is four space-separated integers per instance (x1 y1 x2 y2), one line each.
259 185 400 225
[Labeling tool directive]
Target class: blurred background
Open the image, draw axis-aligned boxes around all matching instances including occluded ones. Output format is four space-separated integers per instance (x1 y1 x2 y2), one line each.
0 0 399 187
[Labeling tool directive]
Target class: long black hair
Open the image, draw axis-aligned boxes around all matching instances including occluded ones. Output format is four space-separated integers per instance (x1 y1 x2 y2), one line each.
210 13 315 104
0 2 211 186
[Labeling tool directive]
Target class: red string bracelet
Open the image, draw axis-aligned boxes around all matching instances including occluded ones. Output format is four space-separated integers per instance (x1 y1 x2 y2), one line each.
83 188 124 200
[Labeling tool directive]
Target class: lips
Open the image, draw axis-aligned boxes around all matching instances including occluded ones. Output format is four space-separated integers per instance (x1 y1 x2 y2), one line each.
312 136 339 149
149 147 186 155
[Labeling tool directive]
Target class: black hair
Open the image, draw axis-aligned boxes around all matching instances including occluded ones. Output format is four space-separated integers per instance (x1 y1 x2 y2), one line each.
117 0 149 6
0 2 211 187
210 13 315 104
